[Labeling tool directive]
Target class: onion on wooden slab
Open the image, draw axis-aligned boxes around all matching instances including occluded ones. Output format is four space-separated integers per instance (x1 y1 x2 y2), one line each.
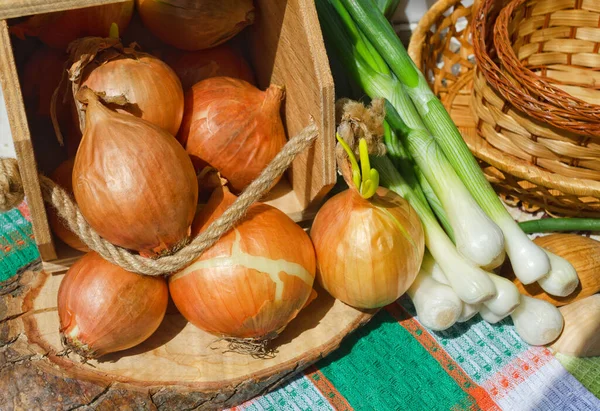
178 77 286 193
551 294 600 357
163 44 255 90
169 186 316 341
66 37 184 137
72 88 198 257
311 187 424 310
503 234 600 306
58 252 168 359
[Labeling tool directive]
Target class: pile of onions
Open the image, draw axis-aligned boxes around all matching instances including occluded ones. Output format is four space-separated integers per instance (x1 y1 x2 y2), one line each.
163 44 255 90
136 0 255 51
311 186 424 309
65 37 184 137
10 2 134 49
58 252 168 358
178 77 286 193
169 186 316 340
48 159 89 252
72 88 198 256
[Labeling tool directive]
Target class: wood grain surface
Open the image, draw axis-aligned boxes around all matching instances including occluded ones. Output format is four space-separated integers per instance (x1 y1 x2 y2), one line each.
0 21 56 261
0 0 128 20
0 270 374 410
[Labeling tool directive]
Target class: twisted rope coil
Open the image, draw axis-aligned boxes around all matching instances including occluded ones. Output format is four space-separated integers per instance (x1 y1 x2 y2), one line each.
0 122 318 276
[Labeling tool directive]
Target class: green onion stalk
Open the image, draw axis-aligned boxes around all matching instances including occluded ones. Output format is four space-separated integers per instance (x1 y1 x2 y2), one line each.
373 0 401 20
322 0 505 269
317 0 496 304
519 218 600 234
335 0 556 284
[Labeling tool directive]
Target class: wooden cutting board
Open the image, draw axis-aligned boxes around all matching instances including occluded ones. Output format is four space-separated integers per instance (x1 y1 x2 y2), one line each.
0 269 375 410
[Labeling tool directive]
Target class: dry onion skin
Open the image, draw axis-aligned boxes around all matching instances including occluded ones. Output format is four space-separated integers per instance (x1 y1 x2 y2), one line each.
169 187 316 340
136 0 255 51
72 88 198 257
10 2 134 49
48 159 89 253
163 44 255 90
66 38 184 137
310 187 425 309
178 77 286 193
58 252 168 358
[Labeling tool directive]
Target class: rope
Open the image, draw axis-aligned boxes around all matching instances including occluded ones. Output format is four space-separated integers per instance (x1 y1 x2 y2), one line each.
0 156 24 212
0 122 319 276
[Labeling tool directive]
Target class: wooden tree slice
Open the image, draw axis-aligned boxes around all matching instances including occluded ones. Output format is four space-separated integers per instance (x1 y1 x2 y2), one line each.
0 269 375 410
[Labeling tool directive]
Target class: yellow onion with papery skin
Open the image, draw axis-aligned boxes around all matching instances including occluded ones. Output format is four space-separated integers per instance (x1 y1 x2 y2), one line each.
177 77 286 193
72 88 198 257
67 38 184 137
163 44 255 90
310 187 424 309
136 0 255 51
169 186 316 339
58 252 168 358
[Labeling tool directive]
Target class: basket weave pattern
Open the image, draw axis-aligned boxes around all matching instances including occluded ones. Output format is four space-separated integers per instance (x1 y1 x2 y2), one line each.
408 0 600 216
494 0 600 119
473 0 600 136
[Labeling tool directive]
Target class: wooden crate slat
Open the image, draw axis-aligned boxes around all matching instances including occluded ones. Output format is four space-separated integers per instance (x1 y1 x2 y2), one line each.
251 0 336 213
0 19 56 260
0 0 129 20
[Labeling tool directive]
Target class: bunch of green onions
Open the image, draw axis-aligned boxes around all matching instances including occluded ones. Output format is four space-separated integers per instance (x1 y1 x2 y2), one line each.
316 0 576 344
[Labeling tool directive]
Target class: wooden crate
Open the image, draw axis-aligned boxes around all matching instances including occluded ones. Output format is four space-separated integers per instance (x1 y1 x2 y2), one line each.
0 0 336 270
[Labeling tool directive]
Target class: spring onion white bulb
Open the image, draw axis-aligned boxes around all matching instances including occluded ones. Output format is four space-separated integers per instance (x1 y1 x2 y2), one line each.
511 295 564 346
386 78 505 269
482 273 520 317
481 248 507 271
537 250 579 297
407 253 462 331
429 262 481 321
374 157 497 304
479 305 507 324
498 217 550 284
458 301 481 323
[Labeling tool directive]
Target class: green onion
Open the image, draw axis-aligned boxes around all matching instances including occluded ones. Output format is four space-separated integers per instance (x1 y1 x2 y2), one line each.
373 0 401 20
337 134 379 199
519 218 600 234
372 154 495 304
338 0 551 284
383 115 454 238
317 0 496 304
322 0 505 268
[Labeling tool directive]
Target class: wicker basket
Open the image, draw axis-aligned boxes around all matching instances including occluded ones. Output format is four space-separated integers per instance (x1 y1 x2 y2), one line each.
408 0 600 216
494 0 600 120
472 0 600 136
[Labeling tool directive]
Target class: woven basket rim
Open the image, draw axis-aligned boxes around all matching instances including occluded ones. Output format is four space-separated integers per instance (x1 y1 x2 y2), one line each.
472 0 600 136
407 0 600 198
493 0 600 117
